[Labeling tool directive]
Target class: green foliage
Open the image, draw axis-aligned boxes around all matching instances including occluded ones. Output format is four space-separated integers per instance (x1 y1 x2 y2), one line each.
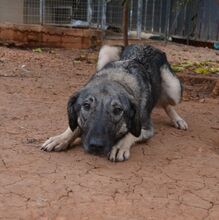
194 66 219 74
171 61 219 74
172 64 185 72
32 48 43 53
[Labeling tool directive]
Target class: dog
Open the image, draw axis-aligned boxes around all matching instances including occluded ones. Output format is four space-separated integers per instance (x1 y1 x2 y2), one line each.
41 44 188 162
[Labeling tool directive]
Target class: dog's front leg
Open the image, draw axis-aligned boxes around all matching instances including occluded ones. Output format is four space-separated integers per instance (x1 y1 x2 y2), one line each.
109 127 154 162
41 127 81 152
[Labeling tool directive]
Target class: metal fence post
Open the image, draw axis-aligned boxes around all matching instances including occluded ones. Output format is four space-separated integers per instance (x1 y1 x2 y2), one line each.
144 0 148 32
39 0 44 25
87 0 93 25
101 0 107 30
129 0 133 31
165 0 171 41
151 0 156 33
97 0 101 27
137 0 143 39
159 0 163 33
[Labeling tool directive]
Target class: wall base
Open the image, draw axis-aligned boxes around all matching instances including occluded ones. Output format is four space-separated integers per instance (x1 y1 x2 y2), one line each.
0 23 103 48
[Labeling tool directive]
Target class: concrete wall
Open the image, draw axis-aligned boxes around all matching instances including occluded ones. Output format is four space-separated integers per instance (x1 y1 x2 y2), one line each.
0 0 24 24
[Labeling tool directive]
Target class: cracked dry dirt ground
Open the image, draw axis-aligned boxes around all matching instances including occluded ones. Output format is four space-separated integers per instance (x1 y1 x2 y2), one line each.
0 42 219 220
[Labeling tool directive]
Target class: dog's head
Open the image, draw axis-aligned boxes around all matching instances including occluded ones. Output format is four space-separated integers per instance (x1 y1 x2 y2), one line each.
67 83 141 155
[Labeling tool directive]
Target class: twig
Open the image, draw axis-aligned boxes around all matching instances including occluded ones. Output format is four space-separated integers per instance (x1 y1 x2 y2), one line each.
0 74 19 78
211 127 219 130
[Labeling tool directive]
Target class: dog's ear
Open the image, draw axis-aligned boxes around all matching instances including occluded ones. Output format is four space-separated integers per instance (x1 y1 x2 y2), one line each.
67 93 79 131
128 101 141 137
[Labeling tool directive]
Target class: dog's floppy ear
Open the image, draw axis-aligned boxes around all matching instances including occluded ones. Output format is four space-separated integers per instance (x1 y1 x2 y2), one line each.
128 101 141 137
67 93 79 131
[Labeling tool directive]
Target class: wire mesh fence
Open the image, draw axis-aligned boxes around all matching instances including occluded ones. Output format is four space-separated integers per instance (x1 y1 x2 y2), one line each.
24 0 41 24
0 0 218 42
106 0 123 29
23 0 91 26
43 0 88 25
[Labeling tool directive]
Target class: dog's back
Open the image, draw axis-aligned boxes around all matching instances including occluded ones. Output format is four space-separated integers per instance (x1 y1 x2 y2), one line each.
97 44 182 107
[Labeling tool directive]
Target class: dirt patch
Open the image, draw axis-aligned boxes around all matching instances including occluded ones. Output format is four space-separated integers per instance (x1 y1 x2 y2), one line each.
0 42 219 220
179 73 219 100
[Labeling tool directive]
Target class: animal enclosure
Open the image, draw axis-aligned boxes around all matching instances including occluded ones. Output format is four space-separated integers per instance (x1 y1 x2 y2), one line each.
0 0 219 43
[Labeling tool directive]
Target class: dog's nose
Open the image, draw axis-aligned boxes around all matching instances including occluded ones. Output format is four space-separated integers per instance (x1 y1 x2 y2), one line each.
88 139 104 154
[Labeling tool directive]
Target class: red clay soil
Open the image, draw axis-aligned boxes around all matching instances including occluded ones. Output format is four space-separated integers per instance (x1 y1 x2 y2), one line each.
0 42 219 220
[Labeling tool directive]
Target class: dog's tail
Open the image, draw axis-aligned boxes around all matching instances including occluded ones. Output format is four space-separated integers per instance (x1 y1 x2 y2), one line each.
96 45 124 71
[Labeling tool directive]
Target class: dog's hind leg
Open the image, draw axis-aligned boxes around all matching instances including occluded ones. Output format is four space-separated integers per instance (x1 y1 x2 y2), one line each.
163 105 188 130
159 64 188 130
109 121 154 162
41 127 81 152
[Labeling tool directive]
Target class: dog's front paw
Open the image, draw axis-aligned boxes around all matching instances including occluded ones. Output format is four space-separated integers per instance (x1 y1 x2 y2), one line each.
109 145 130 162
174 118 188 130
41 135 70 152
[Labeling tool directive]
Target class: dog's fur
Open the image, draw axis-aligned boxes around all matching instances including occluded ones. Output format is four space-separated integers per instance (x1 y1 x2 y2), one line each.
41 44 188 162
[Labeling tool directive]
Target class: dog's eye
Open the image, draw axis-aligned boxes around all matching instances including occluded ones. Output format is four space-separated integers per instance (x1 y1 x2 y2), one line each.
83 103 91 111
113 107 123 115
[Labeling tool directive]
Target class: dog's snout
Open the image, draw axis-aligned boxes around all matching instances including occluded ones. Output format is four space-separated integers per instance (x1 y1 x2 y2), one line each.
90 144 103 152
88 139 105 154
